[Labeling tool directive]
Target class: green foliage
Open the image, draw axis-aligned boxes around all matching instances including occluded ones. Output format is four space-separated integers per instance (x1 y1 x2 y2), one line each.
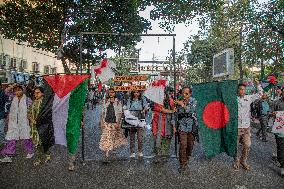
0 0 151 72
111 45 139 76
179 0 283 82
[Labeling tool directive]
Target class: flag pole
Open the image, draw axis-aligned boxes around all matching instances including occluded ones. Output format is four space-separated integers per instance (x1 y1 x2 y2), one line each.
172 36 178 157
80 33 85 163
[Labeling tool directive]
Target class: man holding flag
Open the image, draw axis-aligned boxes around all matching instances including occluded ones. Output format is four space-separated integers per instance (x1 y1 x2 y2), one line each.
234 79 263 170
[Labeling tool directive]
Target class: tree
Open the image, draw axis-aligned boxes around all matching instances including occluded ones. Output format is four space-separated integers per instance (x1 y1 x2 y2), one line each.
0 0 151 73
112 45 139 76
178 0 283 82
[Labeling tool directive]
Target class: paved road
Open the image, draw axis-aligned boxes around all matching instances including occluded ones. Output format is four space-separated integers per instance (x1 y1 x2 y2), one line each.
1 106 284 189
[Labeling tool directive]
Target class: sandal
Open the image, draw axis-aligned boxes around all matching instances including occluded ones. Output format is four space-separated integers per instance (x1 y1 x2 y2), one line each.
44 155 51 164
233 159 240 170
33 160 42 167
68 162 75 171
240 162 251 171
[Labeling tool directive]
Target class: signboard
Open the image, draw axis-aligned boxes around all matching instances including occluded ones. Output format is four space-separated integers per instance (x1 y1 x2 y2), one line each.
272 111 284 134
114 85 146 91
213 48 234 78
113 75 148 82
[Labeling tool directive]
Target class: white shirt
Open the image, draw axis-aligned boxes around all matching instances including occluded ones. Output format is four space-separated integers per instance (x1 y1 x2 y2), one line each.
238 85 263 128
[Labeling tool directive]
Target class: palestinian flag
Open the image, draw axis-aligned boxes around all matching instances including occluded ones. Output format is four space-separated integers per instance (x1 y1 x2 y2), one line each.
262 75 277 92
37 74 89 154
192 80 238 158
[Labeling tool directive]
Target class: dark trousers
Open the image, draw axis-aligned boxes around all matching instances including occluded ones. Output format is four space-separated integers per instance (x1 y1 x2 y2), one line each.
130 127 143 154
257 116 268 139
275 135 284 168
179 131 194 167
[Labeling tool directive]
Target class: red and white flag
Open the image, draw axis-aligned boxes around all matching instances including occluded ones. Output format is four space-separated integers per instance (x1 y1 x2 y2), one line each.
144 79 167 105
272 111 284 134
91 58 116 83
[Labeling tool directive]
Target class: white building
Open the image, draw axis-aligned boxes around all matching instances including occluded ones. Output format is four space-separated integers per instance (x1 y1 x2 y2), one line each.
0 36 64 83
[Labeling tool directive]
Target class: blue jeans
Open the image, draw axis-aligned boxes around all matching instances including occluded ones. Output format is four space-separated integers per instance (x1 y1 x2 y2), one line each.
0 119 5 144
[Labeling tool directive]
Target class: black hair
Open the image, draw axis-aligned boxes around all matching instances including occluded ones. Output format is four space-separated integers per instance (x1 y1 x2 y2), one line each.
13 85 24 91
106 87 116 99
34 86 44 94
238 83 246 88
182 86 192 93
130 90 142 101
108 87 115 92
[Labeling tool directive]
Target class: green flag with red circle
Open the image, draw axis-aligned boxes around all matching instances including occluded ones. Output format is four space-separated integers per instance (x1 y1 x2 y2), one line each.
192 80 238 158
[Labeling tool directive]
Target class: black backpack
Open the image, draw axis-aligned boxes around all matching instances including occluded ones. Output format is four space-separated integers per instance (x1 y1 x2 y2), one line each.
250 99 261 118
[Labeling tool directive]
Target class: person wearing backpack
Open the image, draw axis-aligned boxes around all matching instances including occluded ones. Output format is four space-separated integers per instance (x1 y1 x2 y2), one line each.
0 84 34 163
124 90 148 159
256 93 271 142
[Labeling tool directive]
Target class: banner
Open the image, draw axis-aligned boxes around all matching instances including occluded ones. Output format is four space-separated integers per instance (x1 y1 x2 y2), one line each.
114 85 146 91
113 75 148 82
272 111 284 134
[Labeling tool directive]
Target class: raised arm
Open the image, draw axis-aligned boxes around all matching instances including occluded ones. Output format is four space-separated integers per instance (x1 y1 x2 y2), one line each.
250 79 263 103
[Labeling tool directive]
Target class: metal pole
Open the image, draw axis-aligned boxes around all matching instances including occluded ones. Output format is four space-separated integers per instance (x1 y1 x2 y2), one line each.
172 36 178 157
80 33 85 162
239 24 243 82
81 32 176 37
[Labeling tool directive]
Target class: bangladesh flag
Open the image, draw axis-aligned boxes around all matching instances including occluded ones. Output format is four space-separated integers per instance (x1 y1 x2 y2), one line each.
192 80 238 158
37 74 89 154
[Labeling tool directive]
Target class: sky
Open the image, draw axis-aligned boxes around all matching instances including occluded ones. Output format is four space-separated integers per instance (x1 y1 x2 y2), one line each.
136 6 200 61
106 6 200 61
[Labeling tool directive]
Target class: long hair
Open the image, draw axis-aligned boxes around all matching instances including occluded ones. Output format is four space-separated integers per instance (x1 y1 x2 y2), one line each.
130 90 142 101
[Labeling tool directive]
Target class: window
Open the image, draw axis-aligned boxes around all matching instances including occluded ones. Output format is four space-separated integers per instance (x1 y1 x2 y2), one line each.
44 65 50 74
32 62 39 73
10 57 17 68
20 59 27 69
51 67 57 74
0 53 4 68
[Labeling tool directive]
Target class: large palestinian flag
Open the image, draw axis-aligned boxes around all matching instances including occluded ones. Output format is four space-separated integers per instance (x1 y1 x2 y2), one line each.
37 74 89 154
192 80 238 158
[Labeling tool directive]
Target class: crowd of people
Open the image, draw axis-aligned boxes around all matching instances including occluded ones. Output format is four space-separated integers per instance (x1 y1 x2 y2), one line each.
0 78 284 176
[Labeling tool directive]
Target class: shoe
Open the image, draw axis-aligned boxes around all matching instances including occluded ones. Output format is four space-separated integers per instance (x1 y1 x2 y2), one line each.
178 166 188 174
26 153 34 159
273 159 281 168
233 159 240 170
68 162 75 171
0 156 12 163
130 153 135 158
103 156 110 164
138 152 143 158
154 156 161 164
44 154 51 163
33 159 42 167
240 161 251 171
281 168 284 177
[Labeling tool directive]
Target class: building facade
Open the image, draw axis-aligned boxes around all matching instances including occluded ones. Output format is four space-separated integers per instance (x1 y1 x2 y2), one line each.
0 36 64 83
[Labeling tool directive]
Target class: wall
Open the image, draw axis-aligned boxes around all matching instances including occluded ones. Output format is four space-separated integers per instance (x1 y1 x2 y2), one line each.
0 36 64 82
